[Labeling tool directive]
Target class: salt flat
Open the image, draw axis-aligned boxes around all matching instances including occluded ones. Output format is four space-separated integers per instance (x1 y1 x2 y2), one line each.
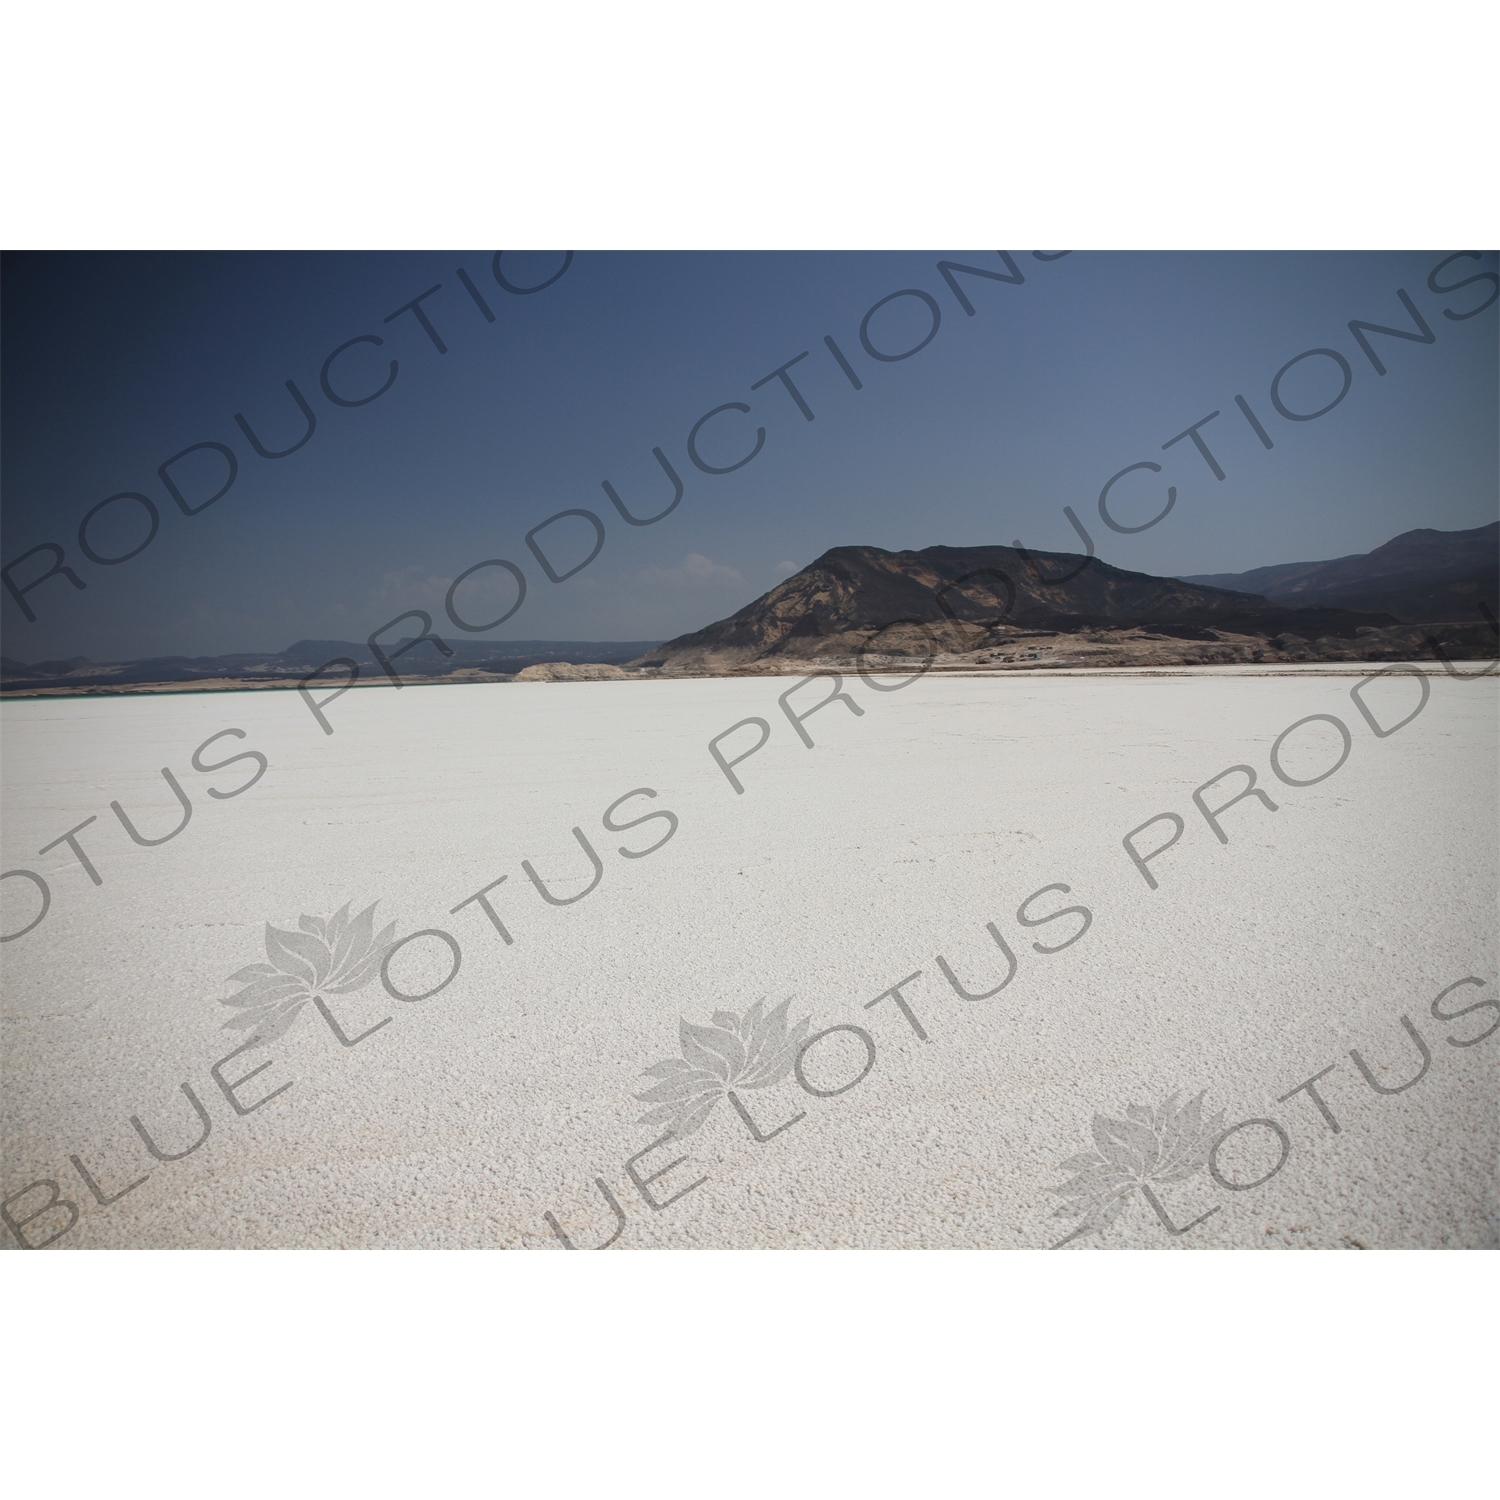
2 665 1495 1249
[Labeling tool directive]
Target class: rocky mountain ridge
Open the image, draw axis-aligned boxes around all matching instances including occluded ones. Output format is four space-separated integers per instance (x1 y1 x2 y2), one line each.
631 543 1403 674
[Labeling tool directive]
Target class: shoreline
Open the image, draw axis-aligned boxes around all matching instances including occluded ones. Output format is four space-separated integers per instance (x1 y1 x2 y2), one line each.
2 656 1496 701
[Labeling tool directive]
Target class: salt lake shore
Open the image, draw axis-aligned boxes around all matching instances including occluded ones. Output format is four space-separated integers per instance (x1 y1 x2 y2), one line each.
1 665 1495 1249
3 620 1495 697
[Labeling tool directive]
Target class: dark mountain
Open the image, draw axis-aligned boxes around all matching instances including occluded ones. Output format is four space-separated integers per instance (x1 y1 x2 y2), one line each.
11 524 1493 693
1 639 661 692
635 543 1397 672
1181 523 1498 622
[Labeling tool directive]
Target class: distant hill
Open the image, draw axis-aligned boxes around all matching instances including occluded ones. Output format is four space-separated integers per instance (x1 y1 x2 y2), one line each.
1181 523 1498 622
0 639 661 693
9 524 1495 694
635 543 1398 673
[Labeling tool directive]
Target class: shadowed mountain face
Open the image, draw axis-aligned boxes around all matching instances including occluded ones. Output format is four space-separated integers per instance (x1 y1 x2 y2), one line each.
635 544 1396 672
1182 523 1498 622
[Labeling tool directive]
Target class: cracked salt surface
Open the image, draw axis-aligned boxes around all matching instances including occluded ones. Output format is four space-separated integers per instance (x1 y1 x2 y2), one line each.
1 667 1495 1249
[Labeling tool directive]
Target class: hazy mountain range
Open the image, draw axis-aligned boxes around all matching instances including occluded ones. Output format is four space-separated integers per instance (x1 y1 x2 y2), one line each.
3 524 1495 692
0 639 661 692
1181 523 1497 623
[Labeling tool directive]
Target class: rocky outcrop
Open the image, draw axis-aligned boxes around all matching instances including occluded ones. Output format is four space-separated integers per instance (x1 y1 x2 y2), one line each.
513 663 631 682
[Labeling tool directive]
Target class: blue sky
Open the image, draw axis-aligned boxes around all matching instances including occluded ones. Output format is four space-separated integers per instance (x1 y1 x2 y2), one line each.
2 249 1495 661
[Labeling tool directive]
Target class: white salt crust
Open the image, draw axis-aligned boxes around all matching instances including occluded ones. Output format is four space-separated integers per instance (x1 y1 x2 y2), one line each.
1 666 1495 1249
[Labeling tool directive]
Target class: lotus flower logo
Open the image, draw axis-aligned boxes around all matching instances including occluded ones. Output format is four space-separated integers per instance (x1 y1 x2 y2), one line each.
1051 1091 1226 1247
636 998 813 1139
217 901 396 1043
